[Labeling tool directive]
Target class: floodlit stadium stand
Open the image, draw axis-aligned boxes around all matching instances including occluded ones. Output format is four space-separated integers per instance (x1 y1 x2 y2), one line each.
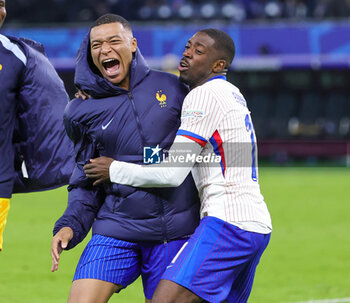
3 0 350 164
5 0 350 23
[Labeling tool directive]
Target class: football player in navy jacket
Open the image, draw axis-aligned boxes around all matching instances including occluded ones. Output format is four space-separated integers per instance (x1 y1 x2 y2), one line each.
51 14 200 303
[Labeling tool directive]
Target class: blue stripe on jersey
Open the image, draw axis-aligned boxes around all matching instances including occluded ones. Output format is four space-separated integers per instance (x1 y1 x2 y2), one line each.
209 132 226 176
0 35 27 66
207 75 226 82
177 129 207 146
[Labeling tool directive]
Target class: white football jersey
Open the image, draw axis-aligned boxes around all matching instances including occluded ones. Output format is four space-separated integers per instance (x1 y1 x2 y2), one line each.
177 76 272 232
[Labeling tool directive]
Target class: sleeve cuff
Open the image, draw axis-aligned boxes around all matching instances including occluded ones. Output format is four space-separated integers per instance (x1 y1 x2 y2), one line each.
109 160 120 184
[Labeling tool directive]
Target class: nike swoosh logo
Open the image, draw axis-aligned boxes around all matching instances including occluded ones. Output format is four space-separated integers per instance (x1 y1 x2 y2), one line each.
102 118 114 130
166 264 174 269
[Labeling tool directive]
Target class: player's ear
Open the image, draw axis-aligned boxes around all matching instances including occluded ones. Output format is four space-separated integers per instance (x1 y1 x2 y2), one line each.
212 59 226 74
131 37 137 53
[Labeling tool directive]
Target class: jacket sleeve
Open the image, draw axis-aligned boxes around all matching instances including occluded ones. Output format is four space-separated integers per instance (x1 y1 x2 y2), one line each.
12 37 75 193
53 116 104 250
0 35 25 198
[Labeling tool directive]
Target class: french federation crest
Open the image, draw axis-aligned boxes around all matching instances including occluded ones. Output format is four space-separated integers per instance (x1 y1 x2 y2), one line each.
156 90 167 108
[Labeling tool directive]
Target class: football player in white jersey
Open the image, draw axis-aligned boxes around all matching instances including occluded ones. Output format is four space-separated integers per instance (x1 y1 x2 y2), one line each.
84 28 272 303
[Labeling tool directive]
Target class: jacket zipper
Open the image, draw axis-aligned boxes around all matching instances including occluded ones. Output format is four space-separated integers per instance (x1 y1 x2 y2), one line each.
127 92 168 242
127 92 146 146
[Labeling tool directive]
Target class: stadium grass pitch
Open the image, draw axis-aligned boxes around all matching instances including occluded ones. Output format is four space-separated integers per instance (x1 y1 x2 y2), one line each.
0 167 349 303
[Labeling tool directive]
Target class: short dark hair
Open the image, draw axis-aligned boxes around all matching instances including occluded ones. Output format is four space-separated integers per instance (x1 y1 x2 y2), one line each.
91 13 133 34
198 28 235 68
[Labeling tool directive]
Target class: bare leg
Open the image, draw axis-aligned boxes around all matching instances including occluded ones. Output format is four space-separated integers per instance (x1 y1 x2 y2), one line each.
68 279 123 303
145 299 151 303
152 279 203 303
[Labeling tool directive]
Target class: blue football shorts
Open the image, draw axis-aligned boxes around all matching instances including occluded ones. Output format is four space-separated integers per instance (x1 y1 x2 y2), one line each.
162 216 271 303
73 234 188 299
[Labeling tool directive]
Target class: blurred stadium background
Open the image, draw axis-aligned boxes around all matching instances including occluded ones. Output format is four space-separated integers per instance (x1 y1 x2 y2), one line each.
3 0 350 166
1 1 350 302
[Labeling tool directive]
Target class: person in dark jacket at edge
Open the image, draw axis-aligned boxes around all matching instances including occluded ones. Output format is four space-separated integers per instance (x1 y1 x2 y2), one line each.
0 0 74 252
51 14 200 303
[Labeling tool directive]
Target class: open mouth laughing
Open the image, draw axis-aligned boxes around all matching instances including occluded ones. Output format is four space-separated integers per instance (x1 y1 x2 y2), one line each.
102 58 120 76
